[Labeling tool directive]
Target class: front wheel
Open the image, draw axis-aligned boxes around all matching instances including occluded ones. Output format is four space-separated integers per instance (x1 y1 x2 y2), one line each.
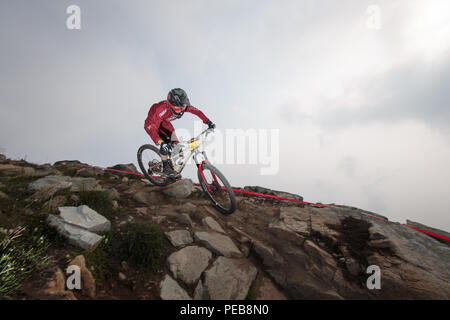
137 144 172 186
197 163 236 214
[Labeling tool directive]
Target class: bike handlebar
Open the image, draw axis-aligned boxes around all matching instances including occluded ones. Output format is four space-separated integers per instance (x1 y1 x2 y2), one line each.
178 127 215 145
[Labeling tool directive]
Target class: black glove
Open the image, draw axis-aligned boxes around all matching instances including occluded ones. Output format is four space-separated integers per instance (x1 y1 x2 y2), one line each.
206 120 216 129
159 142 171 156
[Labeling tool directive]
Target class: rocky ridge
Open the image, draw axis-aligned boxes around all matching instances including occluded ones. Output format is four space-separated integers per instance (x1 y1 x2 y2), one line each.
0 155 449 300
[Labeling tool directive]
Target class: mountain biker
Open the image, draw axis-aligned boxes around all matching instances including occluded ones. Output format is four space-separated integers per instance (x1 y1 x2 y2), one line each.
144 88 215 178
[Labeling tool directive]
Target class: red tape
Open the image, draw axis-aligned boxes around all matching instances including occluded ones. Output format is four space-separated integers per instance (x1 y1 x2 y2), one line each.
74 163 450 242
403 225 450 242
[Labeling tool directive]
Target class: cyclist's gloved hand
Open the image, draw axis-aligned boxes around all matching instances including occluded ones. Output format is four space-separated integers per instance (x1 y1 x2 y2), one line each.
159 142 171 156
206 120 216 129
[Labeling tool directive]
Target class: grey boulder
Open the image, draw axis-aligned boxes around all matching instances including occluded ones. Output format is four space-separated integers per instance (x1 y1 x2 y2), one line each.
167 246 212 285
57 205 111 233
160 275 192 300
165 230 194 247
194 231 242 258
47 215 103 251
194 257 257 300
161 179 194 198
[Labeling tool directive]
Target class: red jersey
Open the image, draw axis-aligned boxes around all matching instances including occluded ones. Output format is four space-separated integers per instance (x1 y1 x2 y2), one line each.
144 100 209 144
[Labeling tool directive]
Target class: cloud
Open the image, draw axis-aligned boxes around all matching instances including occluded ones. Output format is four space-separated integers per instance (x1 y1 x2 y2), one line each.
279 55 450 138
1 0 450 231
337 156 358 178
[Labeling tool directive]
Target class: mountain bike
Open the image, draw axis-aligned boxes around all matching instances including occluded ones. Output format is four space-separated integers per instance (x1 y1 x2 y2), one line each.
137 128 236 214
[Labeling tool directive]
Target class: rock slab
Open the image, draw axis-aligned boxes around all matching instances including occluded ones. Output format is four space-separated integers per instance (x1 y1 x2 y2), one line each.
167 246 212 285
160 275 192 300
161 179 194 198
58 205 111 233
202 216 225 234
47 215 103 251
194 257 257 300
29 175 103 192
165 230 194 247
194 231 242 258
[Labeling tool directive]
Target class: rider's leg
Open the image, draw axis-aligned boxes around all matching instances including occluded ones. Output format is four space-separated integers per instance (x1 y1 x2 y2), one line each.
158 133 178 177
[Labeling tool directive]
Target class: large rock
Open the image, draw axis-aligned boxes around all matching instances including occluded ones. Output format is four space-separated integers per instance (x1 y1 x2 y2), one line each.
160 275 192 300
365 219 450 299
28 175 72 192
194 232 242 258
251 240 284 268
69 255 96 298
28 175 103 193
46 205 110 251
107 163 139 174
332 204 389 221
67 177 104 192
47 215 103 251
133 190 164 205
26 180 73 203
161 179 194 198
406 219 450 244
33 166 62 178
249 204 450 299
243 186 303 201
175 214 193 227
202 217 225 234
53 160 85 167
57 205 111 233
75 167 104 177
194 257 257 300
254 277 287 300
103 188 120 201
177 202 197 214
165 230 194 247
167 246 212 285
42 267 77 300
0 164 35 177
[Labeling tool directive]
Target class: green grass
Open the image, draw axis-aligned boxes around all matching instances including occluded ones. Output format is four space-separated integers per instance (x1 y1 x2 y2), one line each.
0 227 51 299
110 222 167 275
66 231 114 282
75 190 119 220
0 175 40 228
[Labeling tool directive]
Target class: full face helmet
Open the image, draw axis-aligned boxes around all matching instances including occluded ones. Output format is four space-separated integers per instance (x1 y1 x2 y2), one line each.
167 88 190 119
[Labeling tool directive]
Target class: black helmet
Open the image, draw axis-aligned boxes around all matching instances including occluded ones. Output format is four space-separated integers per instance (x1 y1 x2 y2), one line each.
167 88 190 118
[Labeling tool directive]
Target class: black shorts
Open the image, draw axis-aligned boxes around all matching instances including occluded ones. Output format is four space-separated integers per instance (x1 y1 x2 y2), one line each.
158 125 174 144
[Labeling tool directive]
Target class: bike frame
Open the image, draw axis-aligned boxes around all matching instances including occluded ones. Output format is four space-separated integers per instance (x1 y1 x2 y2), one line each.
165 129 216 185
146 128 222 190
168 128 210 170
173 128 221 191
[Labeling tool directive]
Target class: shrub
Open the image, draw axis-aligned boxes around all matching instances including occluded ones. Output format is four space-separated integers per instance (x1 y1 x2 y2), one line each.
0 227 50 299
110 222 166 274
77 190 115 219
82 231 113 281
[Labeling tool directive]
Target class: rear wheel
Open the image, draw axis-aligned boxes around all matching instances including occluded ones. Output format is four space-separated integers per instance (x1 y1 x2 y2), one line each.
197 163 236 214
137 144 172 186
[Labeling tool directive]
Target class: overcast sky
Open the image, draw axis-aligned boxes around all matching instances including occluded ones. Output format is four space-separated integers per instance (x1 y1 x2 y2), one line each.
1 0 449 231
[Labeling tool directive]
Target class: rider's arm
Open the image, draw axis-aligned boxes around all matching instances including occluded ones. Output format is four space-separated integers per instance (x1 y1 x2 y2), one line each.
185 106 209 123
144 113 164 145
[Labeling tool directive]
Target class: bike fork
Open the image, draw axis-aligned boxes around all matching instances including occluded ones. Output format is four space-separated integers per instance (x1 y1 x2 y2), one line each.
195 152 220 193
